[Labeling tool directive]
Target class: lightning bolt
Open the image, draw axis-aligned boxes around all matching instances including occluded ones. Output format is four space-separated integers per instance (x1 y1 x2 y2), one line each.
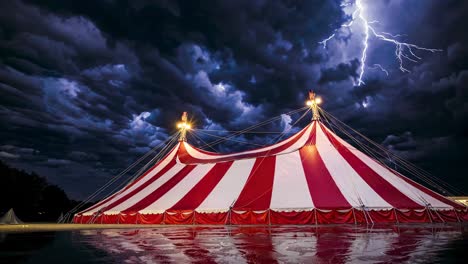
318 33 335 48
319 0 442 86
356 0 369 85
370 64 389 76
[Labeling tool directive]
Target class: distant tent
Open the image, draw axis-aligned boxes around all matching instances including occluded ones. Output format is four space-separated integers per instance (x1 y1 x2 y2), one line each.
0 209 23 225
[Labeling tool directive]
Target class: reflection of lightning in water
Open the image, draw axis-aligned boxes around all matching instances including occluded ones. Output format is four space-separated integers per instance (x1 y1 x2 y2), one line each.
319 0 442 86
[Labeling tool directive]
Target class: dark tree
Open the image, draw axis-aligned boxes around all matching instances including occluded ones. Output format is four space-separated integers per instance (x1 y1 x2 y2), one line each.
0 161 76 222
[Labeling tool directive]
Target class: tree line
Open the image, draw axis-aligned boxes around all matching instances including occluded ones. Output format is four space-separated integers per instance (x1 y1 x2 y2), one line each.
0 161 91 222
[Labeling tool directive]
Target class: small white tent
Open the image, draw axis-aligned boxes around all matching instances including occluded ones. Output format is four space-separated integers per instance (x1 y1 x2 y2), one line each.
0 208 23 225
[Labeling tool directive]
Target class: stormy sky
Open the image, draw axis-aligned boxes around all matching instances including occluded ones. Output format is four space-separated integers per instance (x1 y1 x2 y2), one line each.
1 0 467 200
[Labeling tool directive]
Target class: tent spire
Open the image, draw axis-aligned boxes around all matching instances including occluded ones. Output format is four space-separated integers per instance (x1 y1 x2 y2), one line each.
307 90 322 121
177 112 191 142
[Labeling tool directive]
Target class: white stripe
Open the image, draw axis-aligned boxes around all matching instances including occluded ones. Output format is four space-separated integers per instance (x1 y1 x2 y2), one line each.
325 126 452 208
107 163 186 213
270 151 314 210
315 124 392 208
140 164 216 213
83 145 180 215
185 125 311 160
196 159 256 212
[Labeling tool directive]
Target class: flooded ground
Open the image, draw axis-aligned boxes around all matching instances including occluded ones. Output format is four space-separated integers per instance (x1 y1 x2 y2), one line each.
0 225 467 263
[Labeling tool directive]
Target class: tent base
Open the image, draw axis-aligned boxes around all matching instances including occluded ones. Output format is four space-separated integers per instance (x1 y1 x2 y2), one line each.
73 208 468 225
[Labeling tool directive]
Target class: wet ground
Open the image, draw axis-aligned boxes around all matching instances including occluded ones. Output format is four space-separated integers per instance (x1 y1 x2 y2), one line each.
0 225 467 263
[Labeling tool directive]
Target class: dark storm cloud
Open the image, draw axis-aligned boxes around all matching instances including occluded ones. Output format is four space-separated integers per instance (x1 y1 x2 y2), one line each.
1 0 467 199
24 0 344 107
319 59 360 84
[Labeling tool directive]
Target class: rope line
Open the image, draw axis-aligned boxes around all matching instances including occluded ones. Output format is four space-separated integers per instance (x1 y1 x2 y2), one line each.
60 132 179 222
318 109 431 206
97 134 180 204
196 107 308 150
319 107 463 196
188 132 219 153
194 130 267 147
320 109 445 196
195 129 295 134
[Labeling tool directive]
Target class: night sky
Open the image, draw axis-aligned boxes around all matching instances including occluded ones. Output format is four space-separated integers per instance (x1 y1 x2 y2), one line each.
1 0 467 200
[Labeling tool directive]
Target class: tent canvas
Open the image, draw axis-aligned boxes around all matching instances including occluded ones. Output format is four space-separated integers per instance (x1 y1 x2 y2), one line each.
72 102 468 225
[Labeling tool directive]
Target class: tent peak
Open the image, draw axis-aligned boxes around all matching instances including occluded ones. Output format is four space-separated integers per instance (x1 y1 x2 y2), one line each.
177 111 191 142
306 90 322 121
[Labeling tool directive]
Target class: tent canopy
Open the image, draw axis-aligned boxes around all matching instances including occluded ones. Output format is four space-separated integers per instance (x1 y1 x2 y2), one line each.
74 118 467 224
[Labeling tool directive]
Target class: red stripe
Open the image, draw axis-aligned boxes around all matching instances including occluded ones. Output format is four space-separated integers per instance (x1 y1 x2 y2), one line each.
170 161 234 210
233 156 276 210
303 121 317 145
300 121 350 209
321 124 423 209
179 124 311 164
80 146 178 214
122 165 196 213
99 159 178 212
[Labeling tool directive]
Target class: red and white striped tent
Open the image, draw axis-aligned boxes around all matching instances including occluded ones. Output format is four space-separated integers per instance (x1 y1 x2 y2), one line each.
74 119 467 224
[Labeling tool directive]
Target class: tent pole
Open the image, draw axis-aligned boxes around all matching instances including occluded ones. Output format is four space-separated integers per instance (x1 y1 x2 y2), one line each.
432 208 445 223
177 112 190 142
454 209 461 223
352 208 357 225
362 206 369 225
314 209 318 225
307 90 321 121
426 207 433 223
394 208 399 224
367 209 374 225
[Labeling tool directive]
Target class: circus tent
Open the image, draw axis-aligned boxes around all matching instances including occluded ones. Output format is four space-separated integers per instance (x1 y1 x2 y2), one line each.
73 95 467 225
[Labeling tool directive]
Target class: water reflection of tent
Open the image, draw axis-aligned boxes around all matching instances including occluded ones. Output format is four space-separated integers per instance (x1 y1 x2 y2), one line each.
0 208 23 225
78 226 465 263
